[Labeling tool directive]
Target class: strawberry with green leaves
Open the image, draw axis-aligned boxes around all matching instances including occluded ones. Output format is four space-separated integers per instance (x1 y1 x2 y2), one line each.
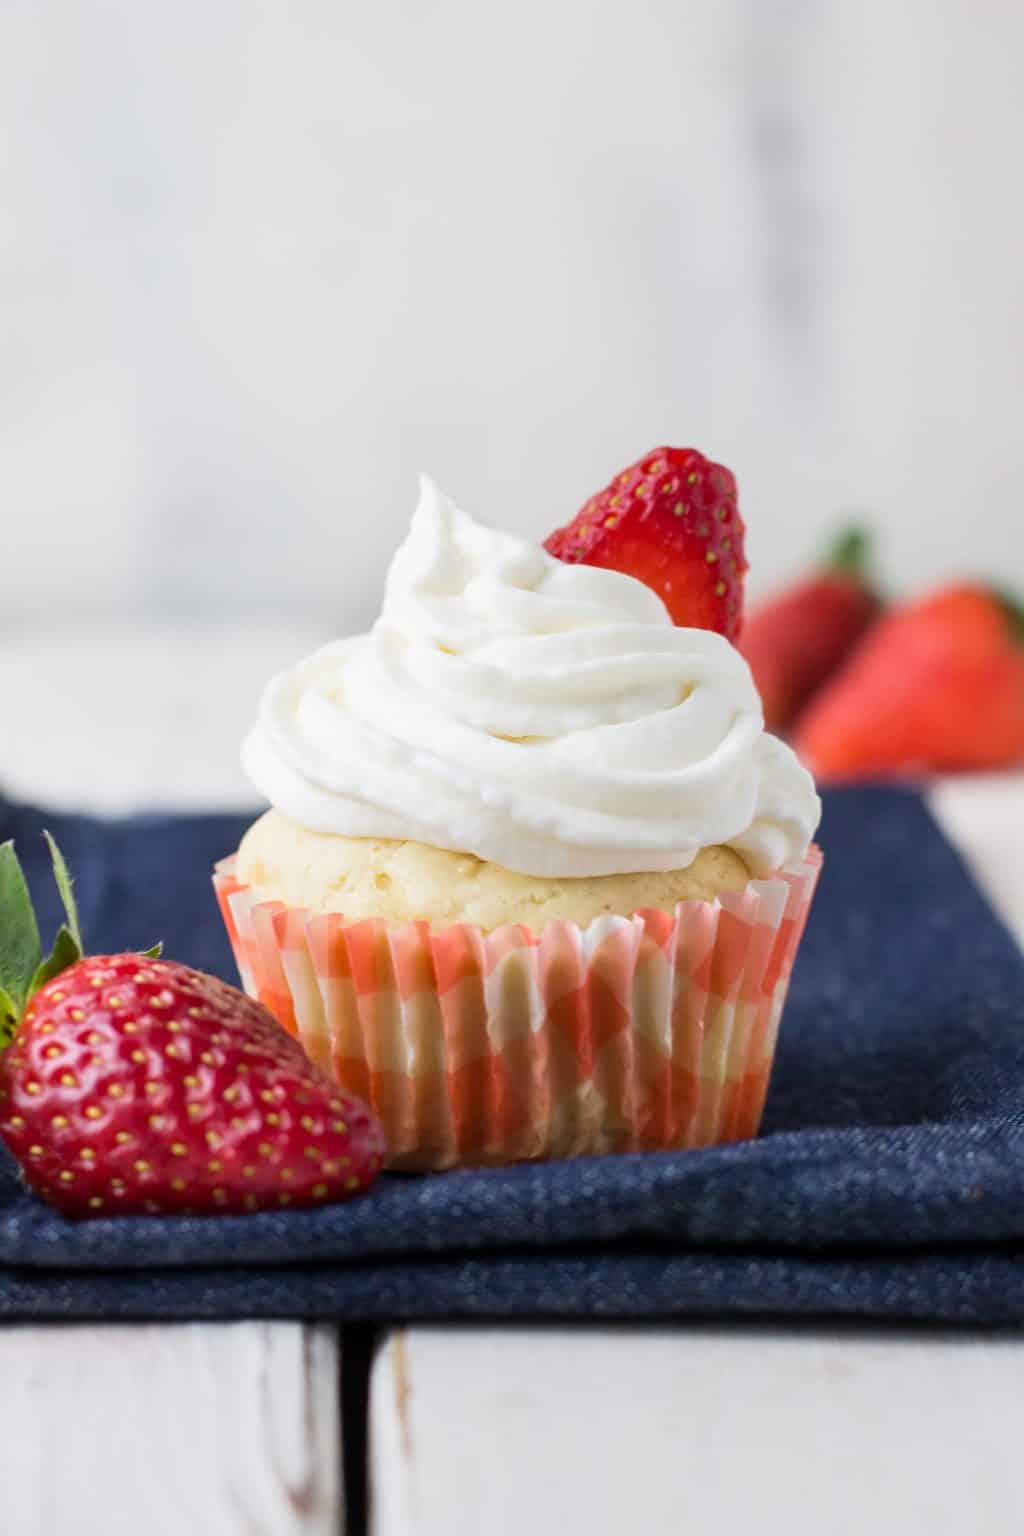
0 836 385 1219
740 527 881 732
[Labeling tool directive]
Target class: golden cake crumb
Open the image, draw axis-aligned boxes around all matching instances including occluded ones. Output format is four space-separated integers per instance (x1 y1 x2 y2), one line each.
237 810 752 932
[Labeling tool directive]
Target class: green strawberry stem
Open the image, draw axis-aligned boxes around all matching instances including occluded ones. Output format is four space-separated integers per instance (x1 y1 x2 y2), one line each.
993 588 1024 645
0 835 84 1049
0 844 42 1034
43 830 83 952
825 526 872 584
0 835 161 1049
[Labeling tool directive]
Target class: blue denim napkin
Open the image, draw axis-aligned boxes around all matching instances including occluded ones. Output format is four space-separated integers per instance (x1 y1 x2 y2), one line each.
1 787 1022 1324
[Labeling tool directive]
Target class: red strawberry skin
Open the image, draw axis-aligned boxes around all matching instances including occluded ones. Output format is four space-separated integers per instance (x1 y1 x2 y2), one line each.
793 585 1024 779
740 530 880 732
545 447 747 641
0 955 385 1218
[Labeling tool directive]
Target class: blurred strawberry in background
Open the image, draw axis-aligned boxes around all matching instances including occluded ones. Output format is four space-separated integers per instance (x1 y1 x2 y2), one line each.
793 585 1024 779
549 454 1023 785
740 528 880 732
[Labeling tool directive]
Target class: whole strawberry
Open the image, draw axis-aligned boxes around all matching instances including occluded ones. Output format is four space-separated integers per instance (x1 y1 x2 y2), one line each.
0 836 385 1218
793 584 1024 778
740 527 880 732
545 446 747 641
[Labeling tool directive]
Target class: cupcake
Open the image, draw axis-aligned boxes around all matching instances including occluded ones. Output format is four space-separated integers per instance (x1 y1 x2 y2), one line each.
215 451 821 1170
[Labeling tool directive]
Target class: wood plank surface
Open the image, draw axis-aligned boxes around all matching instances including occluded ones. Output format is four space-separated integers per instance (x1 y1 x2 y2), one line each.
0 1322 342 1536
929 776 1024 947
371 1325 1023 1536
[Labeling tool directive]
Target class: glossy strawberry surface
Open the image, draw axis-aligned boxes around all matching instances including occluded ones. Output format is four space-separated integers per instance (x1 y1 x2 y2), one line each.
545 446 747 640
0 953 385 1218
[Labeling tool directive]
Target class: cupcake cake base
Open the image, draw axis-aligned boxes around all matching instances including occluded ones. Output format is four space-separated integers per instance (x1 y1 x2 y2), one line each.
214 847 821 1171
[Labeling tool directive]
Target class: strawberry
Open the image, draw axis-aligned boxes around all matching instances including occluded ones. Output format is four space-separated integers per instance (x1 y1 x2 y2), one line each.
0 835 385 1218
740 527 880 732
793 585 1024 779
545 446 747 640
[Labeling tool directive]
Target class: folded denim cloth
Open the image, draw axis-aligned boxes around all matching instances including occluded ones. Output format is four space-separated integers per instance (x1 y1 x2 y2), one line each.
1 787 1022 1324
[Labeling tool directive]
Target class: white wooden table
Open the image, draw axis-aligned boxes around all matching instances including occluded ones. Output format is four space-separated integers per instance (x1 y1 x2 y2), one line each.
1 626 1022 1536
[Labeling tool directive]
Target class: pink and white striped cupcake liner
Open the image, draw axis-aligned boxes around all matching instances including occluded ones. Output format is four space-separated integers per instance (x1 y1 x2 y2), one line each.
213 847 821 1170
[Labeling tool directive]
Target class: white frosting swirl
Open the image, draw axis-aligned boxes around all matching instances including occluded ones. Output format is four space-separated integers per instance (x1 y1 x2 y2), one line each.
243 478 820 878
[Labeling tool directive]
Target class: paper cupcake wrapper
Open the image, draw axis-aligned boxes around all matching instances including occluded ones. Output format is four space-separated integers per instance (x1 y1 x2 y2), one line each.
213 847 821 1171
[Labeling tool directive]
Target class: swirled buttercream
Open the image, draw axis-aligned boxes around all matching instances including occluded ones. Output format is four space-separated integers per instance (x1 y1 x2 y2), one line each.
243 478 820 877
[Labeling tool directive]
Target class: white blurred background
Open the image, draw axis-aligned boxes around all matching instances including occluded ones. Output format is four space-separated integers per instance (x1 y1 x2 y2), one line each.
1 0 1022 809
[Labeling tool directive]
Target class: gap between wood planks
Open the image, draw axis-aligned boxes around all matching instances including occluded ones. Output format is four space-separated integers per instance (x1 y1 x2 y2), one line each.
340 1325 377 1536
